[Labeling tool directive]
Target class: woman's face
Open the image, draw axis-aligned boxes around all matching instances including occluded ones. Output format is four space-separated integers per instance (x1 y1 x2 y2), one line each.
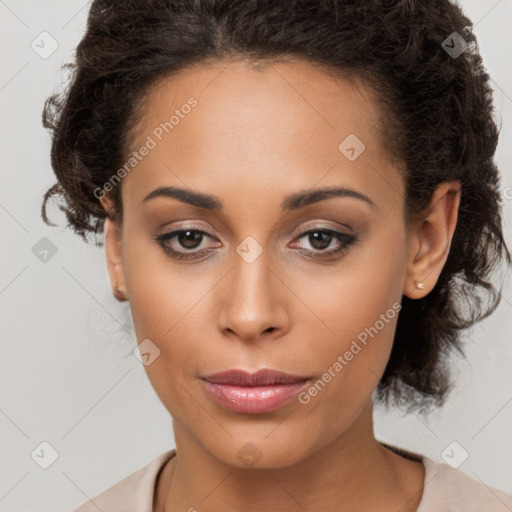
102 59 456 468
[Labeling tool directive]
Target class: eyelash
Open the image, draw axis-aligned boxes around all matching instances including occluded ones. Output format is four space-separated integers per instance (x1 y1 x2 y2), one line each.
154 227 358 262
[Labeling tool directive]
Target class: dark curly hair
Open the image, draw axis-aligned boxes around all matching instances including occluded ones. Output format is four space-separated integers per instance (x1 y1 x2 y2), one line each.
41 0 511 414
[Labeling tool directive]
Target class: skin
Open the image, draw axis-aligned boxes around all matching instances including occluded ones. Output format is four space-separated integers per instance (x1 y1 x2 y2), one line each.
101 59 461 512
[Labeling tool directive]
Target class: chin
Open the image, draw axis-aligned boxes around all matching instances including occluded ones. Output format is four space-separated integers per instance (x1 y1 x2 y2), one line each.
205 432 316 470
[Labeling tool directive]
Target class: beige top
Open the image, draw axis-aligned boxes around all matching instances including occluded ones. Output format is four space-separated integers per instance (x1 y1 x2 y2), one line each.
74 446 512 512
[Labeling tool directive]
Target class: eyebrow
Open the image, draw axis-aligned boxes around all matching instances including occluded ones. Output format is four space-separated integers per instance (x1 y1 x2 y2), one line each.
141 185 376 211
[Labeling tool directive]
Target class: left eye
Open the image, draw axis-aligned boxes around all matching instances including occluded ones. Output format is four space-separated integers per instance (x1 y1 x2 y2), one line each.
291 228 357 256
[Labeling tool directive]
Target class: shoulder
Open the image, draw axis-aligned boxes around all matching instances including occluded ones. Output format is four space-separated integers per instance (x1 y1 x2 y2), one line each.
380 442 512 511
73 449 176 512
418 455 512 511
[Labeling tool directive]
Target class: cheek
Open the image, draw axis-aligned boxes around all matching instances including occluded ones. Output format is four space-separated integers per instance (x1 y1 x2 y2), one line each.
291 287 401 444
294 231 406 403
301 283 399 397
122 231 203 339
122 238 223 413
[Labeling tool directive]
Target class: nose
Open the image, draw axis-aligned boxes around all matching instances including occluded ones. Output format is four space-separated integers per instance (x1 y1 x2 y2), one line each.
217 250 290 343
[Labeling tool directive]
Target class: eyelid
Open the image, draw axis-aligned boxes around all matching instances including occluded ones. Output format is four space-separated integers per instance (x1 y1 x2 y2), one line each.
159 222 218 239
160 217 354 237
290 220 355 238
160 220 354 242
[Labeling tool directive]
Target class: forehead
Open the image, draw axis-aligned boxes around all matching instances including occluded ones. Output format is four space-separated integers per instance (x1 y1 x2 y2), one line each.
135 58 381 145
121 59 403 215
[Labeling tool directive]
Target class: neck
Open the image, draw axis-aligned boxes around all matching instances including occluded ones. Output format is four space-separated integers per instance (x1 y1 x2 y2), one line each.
156 401 425 512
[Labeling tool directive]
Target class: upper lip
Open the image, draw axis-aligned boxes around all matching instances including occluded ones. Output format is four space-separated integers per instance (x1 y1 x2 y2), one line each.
202 368 310 386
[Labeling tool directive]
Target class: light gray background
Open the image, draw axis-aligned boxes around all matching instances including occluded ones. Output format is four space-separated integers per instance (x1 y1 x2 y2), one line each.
1 1 511 511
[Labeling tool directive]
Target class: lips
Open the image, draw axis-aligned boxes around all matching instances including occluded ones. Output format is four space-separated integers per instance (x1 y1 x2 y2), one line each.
202 368 309 386
201 368 311 414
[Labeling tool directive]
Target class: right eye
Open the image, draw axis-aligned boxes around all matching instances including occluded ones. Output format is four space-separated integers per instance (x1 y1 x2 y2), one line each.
154 228 220 260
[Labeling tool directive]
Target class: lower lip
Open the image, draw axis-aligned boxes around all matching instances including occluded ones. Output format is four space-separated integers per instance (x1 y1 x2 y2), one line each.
201 379 309 414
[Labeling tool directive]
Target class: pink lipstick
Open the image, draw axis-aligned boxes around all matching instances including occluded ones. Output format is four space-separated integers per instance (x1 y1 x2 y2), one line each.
201 368 310 414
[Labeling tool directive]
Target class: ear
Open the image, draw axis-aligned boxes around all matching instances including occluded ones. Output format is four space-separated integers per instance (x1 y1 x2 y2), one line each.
100 197 128 302
403 180 461 298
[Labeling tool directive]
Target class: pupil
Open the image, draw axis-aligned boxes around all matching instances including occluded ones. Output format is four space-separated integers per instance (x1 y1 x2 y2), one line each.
310 231 331 249
179 230 202 249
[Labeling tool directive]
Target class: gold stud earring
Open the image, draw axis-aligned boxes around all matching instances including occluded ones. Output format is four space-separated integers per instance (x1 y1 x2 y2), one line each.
113 279 125 296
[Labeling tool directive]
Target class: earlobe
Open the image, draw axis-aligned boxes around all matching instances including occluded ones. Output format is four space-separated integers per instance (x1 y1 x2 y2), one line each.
403 181 461 299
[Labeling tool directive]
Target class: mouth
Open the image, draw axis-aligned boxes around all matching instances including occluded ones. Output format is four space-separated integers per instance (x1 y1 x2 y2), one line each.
200 368 311 414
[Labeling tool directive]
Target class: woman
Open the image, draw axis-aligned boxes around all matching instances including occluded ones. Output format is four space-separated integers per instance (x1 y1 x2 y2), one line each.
41 0 512 510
